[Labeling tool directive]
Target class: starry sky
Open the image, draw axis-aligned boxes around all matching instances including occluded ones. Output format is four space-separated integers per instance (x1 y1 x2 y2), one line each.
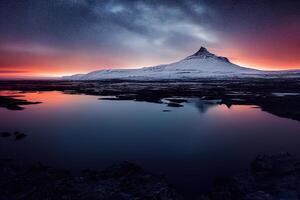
0 0 299 78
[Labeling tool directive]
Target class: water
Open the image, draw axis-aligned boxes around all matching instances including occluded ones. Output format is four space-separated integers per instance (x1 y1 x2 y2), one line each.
1 91 300 198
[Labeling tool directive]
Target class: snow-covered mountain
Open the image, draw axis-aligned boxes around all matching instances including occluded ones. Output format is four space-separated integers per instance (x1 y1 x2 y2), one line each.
63 47 285 80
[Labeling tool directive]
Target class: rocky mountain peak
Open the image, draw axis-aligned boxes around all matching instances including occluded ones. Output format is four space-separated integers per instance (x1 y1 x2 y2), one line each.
193 47 213 56
184 46 230 63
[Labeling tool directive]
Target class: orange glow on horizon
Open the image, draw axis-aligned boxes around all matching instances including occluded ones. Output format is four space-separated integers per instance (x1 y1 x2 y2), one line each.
0 46 299 79
0 61 299 79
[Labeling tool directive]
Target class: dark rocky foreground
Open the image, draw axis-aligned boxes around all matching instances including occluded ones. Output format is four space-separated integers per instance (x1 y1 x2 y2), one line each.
201 152 300 200
0 78 300 121
0 161 182 200
1 153 300 200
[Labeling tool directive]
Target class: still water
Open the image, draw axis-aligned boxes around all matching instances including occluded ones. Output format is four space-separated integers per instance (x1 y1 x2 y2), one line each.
1 91 300 197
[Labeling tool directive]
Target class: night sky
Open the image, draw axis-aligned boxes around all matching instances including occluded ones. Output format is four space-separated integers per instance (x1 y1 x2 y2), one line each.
0 0 299 78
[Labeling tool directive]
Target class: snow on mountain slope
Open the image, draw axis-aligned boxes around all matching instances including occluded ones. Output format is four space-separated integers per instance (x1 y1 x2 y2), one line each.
63 47 263 80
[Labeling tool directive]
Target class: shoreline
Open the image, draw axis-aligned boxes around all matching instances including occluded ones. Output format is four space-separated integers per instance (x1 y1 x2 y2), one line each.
0 78 300 121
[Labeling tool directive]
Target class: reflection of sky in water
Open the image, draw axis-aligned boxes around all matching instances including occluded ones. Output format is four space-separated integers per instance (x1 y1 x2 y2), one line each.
1 91 300 198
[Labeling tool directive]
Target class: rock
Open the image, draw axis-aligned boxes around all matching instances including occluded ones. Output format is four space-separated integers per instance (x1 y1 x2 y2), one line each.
167 103 183 107
251 152 296 176
0 96 41 110
245 191 273 200
98 162 182 200
0 161 182 200
15 133 27 141
204 152 300 200
166 98 187 104
1 150 300 200
14 132 27 141
1 132 11 137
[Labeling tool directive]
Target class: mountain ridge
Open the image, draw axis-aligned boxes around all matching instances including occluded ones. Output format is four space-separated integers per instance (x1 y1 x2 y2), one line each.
63 47 299 80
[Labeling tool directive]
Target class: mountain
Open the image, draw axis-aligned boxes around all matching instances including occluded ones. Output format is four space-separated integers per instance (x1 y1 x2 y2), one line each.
63 47 278 80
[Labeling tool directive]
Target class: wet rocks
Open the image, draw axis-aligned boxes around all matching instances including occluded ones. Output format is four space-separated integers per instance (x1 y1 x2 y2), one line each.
167 103 184 107
0 96 41 110
1 153 300 199
203 152 300 200
1 132 11 137
166 98 188 104
251 152 297 176
0 161 182 200
1 131 27 141
14 132 27 141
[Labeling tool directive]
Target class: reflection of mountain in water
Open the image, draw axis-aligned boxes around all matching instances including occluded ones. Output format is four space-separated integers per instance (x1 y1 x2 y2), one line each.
188 99 220 113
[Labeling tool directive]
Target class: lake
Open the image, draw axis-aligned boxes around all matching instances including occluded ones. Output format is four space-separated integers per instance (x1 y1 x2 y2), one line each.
1 91 300 198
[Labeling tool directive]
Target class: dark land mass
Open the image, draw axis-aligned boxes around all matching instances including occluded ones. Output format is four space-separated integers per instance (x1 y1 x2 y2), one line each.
202 152 300 200
0 78 300 121
0 96 41 110
1 131 27 141
1 153 300 200
0 160 182 200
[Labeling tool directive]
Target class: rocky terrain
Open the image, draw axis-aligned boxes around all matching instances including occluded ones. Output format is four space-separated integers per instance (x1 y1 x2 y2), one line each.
1 153 300 200
0 95 41 110
0 160 182 200
202 152 300 200
1 131 27 141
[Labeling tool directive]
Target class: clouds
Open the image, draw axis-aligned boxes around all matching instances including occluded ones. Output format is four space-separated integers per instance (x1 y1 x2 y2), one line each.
1 1 215 45
0 0 299 74
94 0 217 57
